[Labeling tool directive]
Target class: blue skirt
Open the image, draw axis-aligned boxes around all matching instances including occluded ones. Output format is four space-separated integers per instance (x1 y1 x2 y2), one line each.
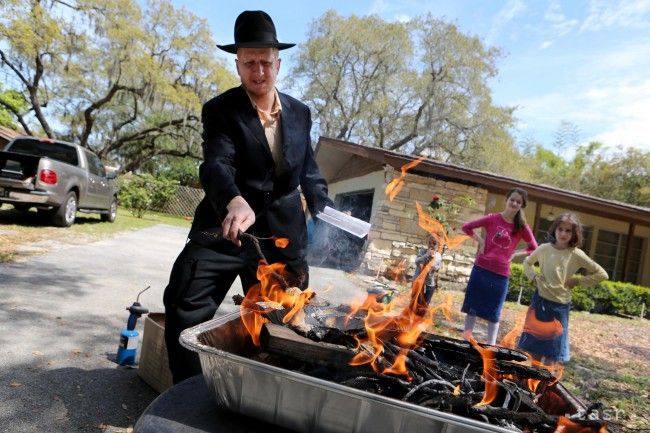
517 291 571 362
461 265 509 323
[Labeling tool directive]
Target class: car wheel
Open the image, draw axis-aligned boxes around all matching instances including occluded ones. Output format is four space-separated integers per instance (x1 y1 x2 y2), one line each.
101 197 117 223
52 192 77 227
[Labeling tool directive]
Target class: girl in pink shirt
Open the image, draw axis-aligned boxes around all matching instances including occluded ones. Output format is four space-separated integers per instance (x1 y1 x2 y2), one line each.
461 188 538 345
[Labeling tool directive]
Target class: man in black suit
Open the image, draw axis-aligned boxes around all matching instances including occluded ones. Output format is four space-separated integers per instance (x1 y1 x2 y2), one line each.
163 10 333 383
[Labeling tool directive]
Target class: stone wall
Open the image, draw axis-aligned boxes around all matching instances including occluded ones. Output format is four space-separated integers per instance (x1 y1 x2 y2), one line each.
362 166 487 288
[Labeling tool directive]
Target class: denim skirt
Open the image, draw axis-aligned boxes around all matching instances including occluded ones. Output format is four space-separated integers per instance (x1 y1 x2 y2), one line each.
461 265 509 323
517 290 571 362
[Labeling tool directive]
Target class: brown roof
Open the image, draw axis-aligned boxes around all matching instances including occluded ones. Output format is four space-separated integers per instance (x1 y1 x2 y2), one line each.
0 125 22 142
316 136 650 226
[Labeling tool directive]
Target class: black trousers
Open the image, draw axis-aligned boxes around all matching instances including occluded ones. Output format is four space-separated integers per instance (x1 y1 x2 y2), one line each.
163 240 308 384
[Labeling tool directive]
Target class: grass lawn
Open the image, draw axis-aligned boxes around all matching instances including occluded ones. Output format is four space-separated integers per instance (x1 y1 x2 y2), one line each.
0 204 191 262
364 281 650 432
2 206 647 431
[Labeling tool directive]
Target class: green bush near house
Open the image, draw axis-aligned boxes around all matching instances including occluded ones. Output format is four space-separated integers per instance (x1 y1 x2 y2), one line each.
118 173 179 218
507 263 650 319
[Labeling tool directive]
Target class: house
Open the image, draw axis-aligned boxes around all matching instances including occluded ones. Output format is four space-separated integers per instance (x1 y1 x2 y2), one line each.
314 137 650 288
0 125 22 149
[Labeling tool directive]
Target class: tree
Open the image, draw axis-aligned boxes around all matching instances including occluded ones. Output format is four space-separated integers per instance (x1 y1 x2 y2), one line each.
0 84 28 129
578 146 650 207
288 11 517 170
523 131 650 207
0 0 237 171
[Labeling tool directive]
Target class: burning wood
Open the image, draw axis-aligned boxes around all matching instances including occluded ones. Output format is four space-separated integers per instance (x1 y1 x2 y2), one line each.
246 297 610 433
226 155 610 432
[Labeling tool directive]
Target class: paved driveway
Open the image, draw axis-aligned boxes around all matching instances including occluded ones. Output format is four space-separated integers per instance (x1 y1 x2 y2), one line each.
0 224 368 432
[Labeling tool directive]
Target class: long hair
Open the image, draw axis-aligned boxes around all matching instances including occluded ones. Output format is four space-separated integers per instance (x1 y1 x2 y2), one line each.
507 188 528 234
547 212 583 248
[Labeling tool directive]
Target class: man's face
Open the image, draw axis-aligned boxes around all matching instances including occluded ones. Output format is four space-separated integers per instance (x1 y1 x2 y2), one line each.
236 48 281 99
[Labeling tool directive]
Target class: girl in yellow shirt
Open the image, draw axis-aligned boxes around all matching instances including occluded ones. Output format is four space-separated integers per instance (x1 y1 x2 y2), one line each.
517 213 608 363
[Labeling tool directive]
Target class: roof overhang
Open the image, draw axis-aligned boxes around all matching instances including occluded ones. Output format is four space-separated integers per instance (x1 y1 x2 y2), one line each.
315 137 650 226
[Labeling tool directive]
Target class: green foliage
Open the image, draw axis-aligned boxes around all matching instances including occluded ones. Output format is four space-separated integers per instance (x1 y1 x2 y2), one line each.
522 121 650 207
0 0 237 170
506 264 537 304
573 281 650 318
0 84 28 129
426 194 475 234
289 11 517 170
118 173 178 218
507 263 650 318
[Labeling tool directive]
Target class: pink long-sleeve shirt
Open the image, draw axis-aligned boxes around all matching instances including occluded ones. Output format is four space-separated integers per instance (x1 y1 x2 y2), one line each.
462 213 538 276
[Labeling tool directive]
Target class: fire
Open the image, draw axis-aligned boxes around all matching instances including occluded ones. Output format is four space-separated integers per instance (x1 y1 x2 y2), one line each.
554 416 606 433
429 293 454 321
384 156 426 201
531 359 565 387
274 237 289 248
415 202 469 251
467 336 499 406
500 311 526 349
240 261 314 346
349 282 436 379
388 258 408 283
349 159 474 380
523 307 564 340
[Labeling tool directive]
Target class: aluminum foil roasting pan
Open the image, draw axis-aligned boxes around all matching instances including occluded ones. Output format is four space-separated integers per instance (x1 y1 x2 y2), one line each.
180 310 581 433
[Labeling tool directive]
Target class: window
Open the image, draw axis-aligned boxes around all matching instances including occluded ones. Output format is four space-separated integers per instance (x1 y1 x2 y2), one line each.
534 218 553 244
594 229 644 283
84 150 106 177
534 217 593 253
334 189 374 222
9 138 78 166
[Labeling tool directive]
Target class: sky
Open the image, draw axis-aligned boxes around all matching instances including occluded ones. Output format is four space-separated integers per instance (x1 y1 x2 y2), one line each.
170 0 650 152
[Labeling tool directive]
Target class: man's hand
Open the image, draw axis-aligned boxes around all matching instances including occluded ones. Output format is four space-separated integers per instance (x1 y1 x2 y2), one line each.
222 196 255 246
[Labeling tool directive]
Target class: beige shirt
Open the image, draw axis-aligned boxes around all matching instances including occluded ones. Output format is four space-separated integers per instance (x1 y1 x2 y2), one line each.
523 243 608 304
246 88 283 173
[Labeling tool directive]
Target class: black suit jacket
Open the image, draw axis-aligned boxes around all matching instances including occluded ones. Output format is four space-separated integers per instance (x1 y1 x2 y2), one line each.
189 86 333 263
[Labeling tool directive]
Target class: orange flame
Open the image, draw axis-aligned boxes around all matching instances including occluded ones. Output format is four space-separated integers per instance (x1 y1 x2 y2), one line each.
349 280 436 380
554 416 606 433
531 359 565 387
468 335 499 406
523 307 564 340
499 311 526 349
240 261 313 346
453 384 461 396
384 156 426 201
274 237 289 248
429 293 454 322
415 202 470 250
383 349 410 377
388 259 408 283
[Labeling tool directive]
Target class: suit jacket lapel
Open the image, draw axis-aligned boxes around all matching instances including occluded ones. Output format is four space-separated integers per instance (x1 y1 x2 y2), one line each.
278 92 295 167
235 86 274 161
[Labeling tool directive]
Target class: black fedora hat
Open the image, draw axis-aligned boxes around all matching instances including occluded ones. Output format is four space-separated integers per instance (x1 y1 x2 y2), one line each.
217 10 295 54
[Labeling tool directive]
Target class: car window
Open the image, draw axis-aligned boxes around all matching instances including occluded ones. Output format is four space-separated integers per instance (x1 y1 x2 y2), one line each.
84 150 106 177
9 138 79 166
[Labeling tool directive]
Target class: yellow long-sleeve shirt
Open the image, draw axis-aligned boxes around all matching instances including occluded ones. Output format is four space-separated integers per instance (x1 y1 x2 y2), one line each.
523 243 608 304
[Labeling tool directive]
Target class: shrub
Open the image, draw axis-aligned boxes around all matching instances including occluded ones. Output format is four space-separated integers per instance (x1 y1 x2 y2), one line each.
118 173 178 218
508 264 650 319
506 264 536 304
